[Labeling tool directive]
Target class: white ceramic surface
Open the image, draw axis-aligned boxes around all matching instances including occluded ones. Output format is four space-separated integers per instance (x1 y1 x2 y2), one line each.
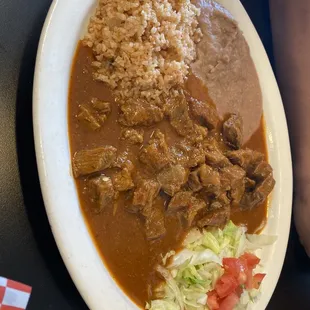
33 0 293 309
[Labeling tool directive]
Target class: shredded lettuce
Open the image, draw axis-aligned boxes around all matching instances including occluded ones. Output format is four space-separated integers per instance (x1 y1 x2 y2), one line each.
155 265 185 310
245 234 278 251
146 221 277 310
234 288 261 310
146 300 180 310
169 249 221 268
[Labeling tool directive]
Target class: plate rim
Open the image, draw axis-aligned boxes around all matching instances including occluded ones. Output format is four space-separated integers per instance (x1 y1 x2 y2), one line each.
33 0 293 309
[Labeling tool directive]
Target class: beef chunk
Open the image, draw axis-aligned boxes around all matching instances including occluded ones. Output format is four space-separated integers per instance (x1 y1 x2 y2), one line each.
171 142 205 168
165 95 191 136
230 185 245 205
199 164 221 192
240 174 275 210
170 144 189 167
73 146 117 177
186 197 207 226
220 165 246 191
187 147 206 167
188 170 203 192
251 161 273 181
220 165 246 204
157 165 188 196
209 201 223 210
197 206 230 228
112 168 134 191
245 177 256 190
88 175 115 212
222 114 243 149
217 192 231 206
140 130 170 171
194 125 208 142
226 149 264 173
203 138 232 168
132 179 160 211
113 152 134 171
168 191 206 226
189 98 220 129
188 164 221 193
165 95 207 142
142 203 166 240
226 150 275 210
77 105 101 130
119 99 163 126
240 192 260 210
167 191 193 213
209 193 230 211
77 99 111 130
256 174 276 200
91 98 111 114
121 128 144 145
205 149 231 168
226 149 273 192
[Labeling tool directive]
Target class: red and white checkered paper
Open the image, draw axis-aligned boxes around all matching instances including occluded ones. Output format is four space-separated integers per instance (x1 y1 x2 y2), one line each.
0 277 32 310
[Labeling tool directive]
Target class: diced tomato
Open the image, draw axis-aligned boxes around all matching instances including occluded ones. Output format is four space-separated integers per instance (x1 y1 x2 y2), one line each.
223 258 241 277
253 273 266 289
219 254 264 304
218 293 240 310
215 274 238 298
207 290 220 310
222 258 247 285
240 253 260 270
237 271 247 285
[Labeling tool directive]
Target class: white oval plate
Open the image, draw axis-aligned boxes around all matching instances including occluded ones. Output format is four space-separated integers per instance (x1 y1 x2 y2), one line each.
33 0 293 309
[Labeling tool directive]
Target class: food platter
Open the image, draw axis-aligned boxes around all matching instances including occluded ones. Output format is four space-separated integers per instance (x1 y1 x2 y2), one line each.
33 0 292 309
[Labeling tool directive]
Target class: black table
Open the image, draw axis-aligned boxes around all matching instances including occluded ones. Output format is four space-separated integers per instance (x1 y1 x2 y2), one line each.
0 0 309 309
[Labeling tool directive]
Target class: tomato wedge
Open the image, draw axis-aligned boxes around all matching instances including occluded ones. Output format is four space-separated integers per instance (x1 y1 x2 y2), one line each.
218 293 239 310
215 274 238 298
207 290 220 310
253 273 266 289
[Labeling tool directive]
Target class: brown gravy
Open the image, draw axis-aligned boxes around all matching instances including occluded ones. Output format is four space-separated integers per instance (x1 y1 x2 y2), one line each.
68 44 268 307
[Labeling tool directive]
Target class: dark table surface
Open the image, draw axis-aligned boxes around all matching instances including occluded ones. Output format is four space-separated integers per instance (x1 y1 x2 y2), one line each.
0 0 310 309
